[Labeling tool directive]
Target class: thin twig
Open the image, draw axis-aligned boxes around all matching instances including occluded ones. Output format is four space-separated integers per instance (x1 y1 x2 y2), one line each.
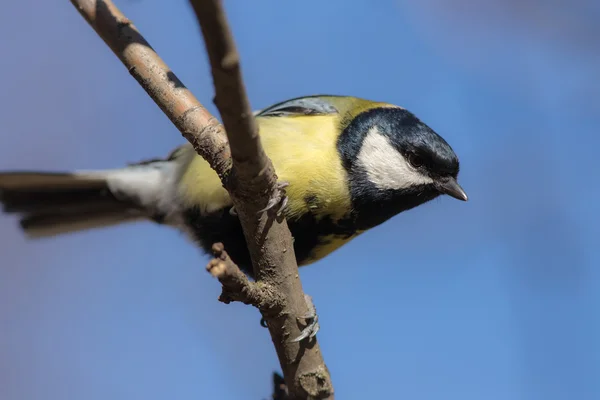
207 243 284 310
70 0 333 398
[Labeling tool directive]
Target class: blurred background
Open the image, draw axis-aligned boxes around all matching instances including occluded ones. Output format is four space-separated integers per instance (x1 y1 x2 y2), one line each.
0 0 598 399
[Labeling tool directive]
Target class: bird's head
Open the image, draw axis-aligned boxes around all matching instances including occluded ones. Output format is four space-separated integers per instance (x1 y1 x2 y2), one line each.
338 106 467 229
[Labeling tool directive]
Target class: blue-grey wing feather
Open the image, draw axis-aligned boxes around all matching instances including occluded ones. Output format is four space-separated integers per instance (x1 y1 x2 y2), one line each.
255 95 343 117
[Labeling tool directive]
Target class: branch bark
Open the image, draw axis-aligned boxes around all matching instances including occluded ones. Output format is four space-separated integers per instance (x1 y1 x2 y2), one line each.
70 0 333 398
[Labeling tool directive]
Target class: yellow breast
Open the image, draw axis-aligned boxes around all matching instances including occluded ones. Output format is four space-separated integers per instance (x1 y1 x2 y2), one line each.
177 114 352 222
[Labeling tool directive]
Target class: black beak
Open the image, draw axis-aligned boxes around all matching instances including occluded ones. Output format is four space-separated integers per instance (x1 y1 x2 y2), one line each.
436 177 468 201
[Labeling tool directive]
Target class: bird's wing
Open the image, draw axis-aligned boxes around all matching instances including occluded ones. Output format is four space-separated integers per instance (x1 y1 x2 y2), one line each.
254 95 344 117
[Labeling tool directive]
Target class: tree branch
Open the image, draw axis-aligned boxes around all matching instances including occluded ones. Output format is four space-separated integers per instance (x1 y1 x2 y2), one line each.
70 0 333 398
70 0 231 178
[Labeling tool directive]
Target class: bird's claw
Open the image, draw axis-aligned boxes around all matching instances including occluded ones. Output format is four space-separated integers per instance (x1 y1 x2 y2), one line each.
258 181 289 216
291 294 320 343
229 206 237 216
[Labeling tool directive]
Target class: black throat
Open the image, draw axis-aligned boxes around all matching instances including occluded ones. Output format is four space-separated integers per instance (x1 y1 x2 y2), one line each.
349 185 440 230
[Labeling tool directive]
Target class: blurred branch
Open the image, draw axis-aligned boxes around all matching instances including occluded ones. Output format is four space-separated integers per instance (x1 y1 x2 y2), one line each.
272 372 289 400
70 0 333 398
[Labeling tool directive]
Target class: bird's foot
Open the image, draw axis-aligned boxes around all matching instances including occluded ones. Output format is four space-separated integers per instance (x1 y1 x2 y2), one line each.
258 294 320 343
258 181 289 217
291 294 320 343
230 181 289 217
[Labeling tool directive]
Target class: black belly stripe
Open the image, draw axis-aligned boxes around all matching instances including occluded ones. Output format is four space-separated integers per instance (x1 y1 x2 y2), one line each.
183 206 356 276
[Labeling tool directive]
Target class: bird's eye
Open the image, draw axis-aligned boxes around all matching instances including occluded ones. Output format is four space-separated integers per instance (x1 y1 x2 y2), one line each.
407 153 424 168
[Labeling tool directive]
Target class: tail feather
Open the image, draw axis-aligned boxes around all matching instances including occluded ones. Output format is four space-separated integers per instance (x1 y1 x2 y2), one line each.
1 186 119 213
20 208 144 238
0 171 109 189
0 171 145 238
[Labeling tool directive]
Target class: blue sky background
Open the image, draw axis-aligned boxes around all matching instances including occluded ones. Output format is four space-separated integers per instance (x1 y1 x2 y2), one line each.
0 1 598 399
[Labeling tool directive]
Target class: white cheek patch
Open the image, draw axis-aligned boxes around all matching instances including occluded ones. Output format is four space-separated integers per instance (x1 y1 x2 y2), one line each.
357 127 433 190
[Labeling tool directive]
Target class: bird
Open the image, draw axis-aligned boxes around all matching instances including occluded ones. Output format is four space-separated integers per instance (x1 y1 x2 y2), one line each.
0 95 467 340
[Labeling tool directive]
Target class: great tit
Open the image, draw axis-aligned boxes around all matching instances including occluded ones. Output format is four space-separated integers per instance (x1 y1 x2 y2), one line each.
0 95 467 274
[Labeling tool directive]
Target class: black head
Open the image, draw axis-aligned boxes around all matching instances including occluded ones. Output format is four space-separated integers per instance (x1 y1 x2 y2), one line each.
338 106 467 230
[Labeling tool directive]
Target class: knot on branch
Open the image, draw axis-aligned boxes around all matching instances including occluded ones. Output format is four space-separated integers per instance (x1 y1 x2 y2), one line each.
207 243 285 315
298 365 334 399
